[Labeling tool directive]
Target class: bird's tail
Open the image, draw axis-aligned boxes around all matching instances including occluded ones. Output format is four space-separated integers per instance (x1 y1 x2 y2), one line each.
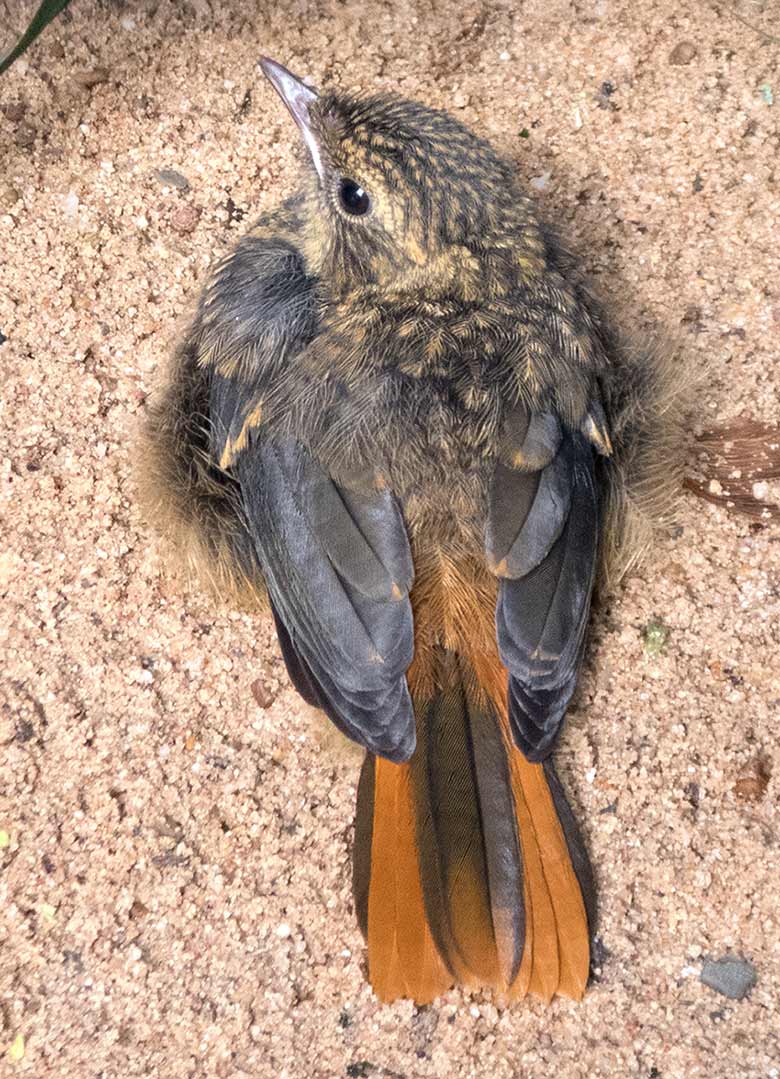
353 649 594 1004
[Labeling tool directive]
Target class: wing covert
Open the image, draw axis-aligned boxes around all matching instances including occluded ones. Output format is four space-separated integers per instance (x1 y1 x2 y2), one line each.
489 408 600 761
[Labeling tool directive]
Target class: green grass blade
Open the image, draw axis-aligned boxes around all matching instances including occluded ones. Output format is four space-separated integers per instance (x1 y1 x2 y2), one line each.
0 0 73 75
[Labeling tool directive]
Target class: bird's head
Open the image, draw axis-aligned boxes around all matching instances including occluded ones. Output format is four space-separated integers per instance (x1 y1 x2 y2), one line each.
260 59 539 299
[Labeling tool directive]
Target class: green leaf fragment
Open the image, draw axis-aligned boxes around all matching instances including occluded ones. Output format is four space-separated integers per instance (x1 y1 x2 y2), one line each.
643 619 670 656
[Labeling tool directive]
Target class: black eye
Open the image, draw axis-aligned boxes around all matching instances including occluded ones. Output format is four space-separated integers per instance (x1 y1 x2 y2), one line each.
338 178 370 216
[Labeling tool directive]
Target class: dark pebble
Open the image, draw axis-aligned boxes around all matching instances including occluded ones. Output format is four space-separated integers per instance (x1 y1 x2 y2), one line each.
15 719 35 743
155 168 191 192
346 1064 372 1079
700 956 757 1000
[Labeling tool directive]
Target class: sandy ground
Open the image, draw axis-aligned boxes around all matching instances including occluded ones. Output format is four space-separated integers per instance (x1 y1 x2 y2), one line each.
1 0 779 1076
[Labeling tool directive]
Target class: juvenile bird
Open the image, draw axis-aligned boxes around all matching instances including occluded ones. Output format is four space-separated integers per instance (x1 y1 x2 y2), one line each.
140 59 682 1003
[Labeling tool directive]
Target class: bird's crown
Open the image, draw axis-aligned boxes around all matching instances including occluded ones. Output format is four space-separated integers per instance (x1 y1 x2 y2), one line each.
260 59 543 297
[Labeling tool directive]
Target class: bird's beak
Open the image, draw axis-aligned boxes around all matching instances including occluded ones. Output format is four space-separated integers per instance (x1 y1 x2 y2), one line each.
259 57 325 182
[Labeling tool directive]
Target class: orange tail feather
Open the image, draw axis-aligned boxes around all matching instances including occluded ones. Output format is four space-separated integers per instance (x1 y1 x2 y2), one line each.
356 655 593 1004
507 754 590 1002
366 758 451 1003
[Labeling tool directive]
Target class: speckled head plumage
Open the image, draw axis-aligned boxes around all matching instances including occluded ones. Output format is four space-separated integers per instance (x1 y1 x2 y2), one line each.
260 58 533 295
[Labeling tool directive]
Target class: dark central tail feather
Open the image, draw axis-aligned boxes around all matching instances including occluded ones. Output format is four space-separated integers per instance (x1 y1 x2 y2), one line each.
413 651 525 988
353 647 594 1003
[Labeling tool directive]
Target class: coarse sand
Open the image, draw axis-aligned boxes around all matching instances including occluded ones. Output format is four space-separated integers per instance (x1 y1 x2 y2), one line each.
1 1 778 1076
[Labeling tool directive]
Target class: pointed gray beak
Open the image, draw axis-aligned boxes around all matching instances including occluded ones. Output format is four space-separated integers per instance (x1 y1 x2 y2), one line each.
259 57 325 181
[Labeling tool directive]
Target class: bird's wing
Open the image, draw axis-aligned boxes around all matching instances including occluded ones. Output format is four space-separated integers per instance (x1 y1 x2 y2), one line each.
200 223 416 762
487 406 599 762
199 226 320 471
234 439 416 762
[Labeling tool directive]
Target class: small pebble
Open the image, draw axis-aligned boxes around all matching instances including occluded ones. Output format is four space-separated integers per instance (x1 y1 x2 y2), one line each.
276 922 291 938
72 67 109 89
530 171 552 191
0 830 10 848
62 192 80 219
14 123 36 149
734 756 771 802
129 899 149 919
700 956 757 1000
1 101 26 123
170 204 201 233
669 41 697 66
155 168 191 192
251 678 276 709
752 480 769 501
0 181 20 210
452 91 470 109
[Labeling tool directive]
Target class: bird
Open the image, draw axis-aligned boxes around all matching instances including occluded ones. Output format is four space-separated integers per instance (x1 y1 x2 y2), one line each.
139 58 684 1004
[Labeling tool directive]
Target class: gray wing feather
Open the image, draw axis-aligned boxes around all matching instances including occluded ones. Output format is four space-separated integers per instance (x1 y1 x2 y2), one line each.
490 425 598 761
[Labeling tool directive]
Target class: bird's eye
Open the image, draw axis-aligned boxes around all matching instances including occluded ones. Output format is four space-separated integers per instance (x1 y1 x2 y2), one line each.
338 178 370 216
